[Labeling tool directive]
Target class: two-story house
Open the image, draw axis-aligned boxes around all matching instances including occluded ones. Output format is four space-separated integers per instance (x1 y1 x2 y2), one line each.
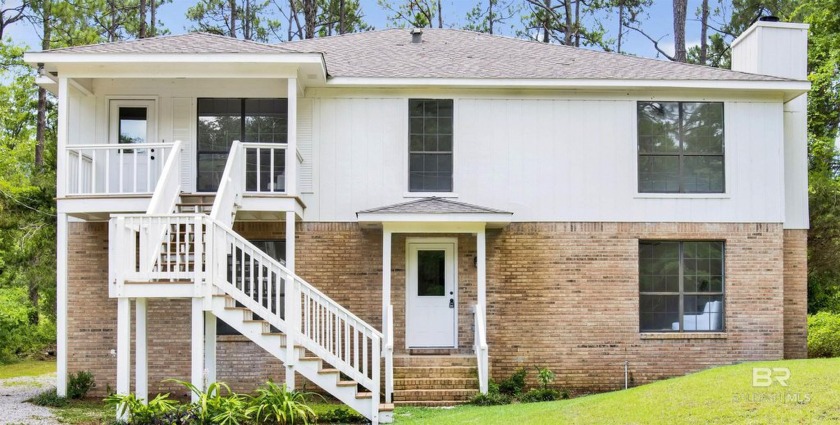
26 18 809 424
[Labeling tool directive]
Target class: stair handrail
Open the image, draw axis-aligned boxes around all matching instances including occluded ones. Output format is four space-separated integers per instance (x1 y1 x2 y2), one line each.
210 141 243 226
208 216 383 391
143 140 183 273
474 303 489 394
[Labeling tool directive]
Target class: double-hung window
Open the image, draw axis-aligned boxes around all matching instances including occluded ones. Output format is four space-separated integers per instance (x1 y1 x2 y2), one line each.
409 99 453 192
637 102 724 193
639 241 725 332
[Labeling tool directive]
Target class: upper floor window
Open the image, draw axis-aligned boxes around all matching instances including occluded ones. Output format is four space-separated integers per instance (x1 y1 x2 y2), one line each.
409 99 453 192
637 102 724 193
639 241 725 332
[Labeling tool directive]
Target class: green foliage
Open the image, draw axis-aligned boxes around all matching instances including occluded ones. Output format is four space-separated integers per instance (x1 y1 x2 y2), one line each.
187 0 280 42
247 381 316 425
315 406 366 424
519 388 566 403
498 368 527 396
105 392 180 424
469 390 512 406
535 366 555 390
30 388 69 407
0 287 55 363
808 312 840 358
67 370 96 399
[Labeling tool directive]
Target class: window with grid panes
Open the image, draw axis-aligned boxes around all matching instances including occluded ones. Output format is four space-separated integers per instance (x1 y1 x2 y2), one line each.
409 99 453 192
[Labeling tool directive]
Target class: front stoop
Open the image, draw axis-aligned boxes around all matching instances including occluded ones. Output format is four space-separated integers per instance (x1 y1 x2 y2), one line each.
392 355 478 406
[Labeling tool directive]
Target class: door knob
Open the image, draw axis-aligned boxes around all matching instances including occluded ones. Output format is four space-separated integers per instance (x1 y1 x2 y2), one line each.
449 299 454 308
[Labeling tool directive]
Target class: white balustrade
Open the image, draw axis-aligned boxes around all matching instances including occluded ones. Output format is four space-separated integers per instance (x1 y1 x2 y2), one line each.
474 304 489 394
65 143 174 195
241 142 288 194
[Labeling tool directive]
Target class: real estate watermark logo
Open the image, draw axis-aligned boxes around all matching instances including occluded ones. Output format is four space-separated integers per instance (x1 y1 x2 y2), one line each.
731 367 811 404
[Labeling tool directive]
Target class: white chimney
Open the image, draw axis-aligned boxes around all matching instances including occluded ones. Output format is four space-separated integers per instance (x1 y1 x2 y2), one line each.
733 18 810 230
731 17 809 80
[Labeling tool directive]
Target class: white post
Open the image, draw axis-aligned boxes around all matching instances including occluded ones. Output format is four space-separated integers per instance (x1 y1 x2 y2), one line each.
204 311 217 385
285 211 297 388
57 77 68 197
191 297 205 401
116 298 131 408
56 213 68 397
476 229 487 319
135 298 148 403
286 78 298 196
382 228 392 337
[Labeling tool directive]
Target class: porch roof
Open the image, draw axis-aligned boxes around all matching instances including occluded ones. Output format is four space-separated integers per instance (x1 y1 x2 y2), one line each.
356 197 512 229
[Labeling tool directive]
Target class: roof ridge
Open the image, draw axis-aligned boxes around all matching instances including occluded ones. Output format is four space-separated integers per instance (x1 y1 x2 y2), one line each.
39 31 295 54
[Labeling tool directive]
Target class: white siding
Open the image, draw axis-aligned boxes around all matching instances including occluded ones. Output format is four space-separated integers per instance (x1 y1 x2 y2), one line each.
298 98 314 193
306 95 787 223
172 98 195 192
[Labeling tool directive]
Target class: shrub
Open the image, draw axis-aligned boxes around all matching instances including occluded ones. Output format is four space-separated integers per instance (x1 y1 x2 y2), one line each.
519 388 568 403
317 406 367 424
29 389 69 407
535 367 555 390
808 312 840 358
247 381 316 425
105 392 181 424
0 287 55 363
171 380 250 425
470 391 512 406
68 370 95 399
498 368 527 396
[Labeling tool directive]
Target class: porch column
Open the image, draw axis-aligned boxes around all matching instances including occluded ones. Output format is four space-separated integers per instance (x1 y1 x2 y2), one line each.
116 298 131 398
382 228 392 336
204 311 217 385
135 298 148 402
477 229 486 314
191 297 205 401
285 211 296 389
55 213 68 397
286 78 298 196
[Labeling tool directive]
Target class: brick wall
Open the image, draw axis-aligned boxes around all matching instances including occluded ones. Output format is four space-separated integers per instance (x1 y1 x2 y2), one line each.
67 220 802 396
783 229 808 359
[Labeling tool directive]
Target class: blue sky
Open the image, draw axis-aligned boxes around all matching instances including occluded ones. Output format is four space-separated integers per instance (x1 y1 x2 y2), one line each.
7 0 718 60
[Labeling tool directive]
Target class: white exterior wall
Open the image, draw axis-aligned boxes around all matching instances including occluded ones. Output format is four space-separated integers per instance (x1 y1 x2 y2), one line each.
303 92 787 223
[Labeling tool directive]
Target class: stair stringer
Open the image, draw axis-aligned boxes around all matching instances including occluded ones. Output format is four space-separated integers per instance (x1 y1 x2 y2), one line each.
209 295 378 421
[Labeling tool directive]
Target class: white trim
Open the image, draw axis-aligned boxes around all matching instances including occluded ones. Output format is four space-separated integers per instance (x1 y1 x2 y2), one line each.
403 192 459 198
204 311 217 385
190 298 205 401
634 193 731 199
405 237 459 349
382 222 486 233
382 229 392 345
25 52 325 65
358 214 511 226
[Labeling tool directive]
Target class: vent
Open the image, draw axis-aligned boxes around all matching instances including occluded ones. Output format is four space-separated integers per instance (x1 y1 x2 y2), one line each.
759 16 780 22
411 28 423 43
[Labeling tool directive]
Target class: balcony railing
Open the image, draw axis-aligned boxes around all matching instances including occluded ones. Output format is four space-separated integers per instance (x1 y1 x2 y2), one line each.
65 143 176 196
241 142 288 194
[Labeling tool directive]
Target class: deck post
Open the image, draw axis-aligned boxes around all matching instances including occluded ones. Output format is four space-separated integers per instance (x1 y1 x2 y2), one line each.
135 298 148 402
116 298 131 420
477 229 487 317
382 227 392 342
285 210 297 389
56 213 68 397
286 78 298 196
191 297 205 401
204 311 217 385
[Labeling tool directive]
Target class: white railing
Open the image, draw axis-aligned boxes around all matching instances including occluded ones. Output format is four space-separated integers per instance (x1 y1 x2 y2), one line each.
241 142 288 194
146 140 183 214
210 141 244 226
384 304 394 403
65 143 174 195
474 304 489 394
111 213 383 406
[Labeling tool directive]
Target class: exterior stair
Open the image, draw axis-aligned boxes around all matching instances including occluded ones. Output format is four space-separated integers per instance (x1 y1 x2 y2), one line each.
393 355 479 406
176 193 215 214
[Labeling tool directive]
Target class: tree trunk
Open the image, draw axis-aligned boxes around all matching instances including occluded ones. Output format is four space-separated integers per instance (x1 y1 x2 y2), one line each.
699 0 709 64
488 0 494 34
304 0 315 39
672 0 687 62
437 0 442 28
244 0 251 40
339 0 346 34
35 0 51 170
229 0 237 37
563 0 573 45
139 0 147 38
617 2 623 53
574 0 580 46
150 0 156 37
541 0 550 42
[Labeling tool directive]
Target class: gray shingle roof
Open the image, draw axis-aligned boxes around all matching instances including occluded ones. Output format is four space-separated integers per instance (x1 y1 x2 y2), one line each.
357 197 512 215
281 28 788 81
43 32 295 54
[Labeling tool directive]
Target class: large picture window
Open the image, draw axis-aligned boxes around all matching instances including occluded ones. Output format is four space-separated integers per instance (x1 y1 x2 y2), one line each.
639 241 725 332
409 99 453 192
637 102 724 193
197 98 287 192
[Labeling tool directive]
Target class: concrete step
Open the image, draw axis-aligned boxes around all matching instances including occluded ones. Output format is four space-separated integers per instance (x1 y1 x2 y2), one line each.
393 355 477 368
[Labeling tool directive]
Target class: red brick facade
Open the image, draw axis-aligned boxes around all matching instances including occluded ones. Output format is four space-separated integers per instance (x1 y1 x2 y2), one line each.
66 221 807 397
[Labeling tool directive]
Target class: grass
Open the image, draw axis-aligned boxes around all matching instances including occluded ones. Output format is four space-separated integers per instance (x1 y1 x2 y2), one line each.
394 358 840 425
52 399 112 425
0 360 56 380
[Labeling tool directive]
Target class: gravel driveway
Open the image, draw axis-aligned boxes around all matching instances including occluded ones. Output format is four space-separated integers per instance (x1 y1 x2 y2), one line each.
0 374 60 425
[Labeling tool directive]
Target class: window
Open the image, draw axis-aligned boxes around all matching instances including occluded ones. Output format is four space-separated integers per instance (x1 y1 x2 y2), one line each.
639 241 724 332
409 99 453 192
637 102 724 193
197 98 287 192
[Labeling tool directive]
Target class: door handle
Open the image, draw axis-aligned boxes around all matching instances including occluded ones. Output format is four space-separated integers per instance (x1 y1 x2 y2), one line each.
449 299 454 308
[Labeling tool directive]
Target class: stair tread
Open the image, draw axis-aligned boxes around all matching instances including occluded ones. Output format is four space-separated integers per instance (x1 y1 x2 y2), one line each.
379 403 395 412
356 392 373 399
317 368 339 374
336 381 357 387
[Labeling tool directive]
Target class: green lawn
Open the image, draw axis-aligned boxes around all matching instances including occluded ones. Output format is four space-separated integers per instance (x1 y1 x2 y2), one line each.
395 358 840 425
0 360 56 379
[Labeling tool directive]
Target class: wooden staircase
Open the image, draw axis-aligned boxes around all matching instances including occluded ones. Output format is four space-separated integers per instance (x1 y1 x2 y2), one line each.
176 193 215 214
393 355 479 406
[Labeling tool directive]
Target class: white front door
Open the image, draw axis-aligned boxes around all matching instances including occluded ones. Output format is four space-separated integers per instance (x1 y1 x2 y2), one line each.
406 240 457 348
109 100 158 192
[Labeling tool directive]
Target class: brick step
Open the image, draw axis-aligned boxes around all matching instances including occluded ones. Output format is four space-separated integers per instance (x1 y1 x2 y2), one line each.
393 355 477 368
393 389 477 402
393 377 478 390
393 400 468 407
394 366 476 379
